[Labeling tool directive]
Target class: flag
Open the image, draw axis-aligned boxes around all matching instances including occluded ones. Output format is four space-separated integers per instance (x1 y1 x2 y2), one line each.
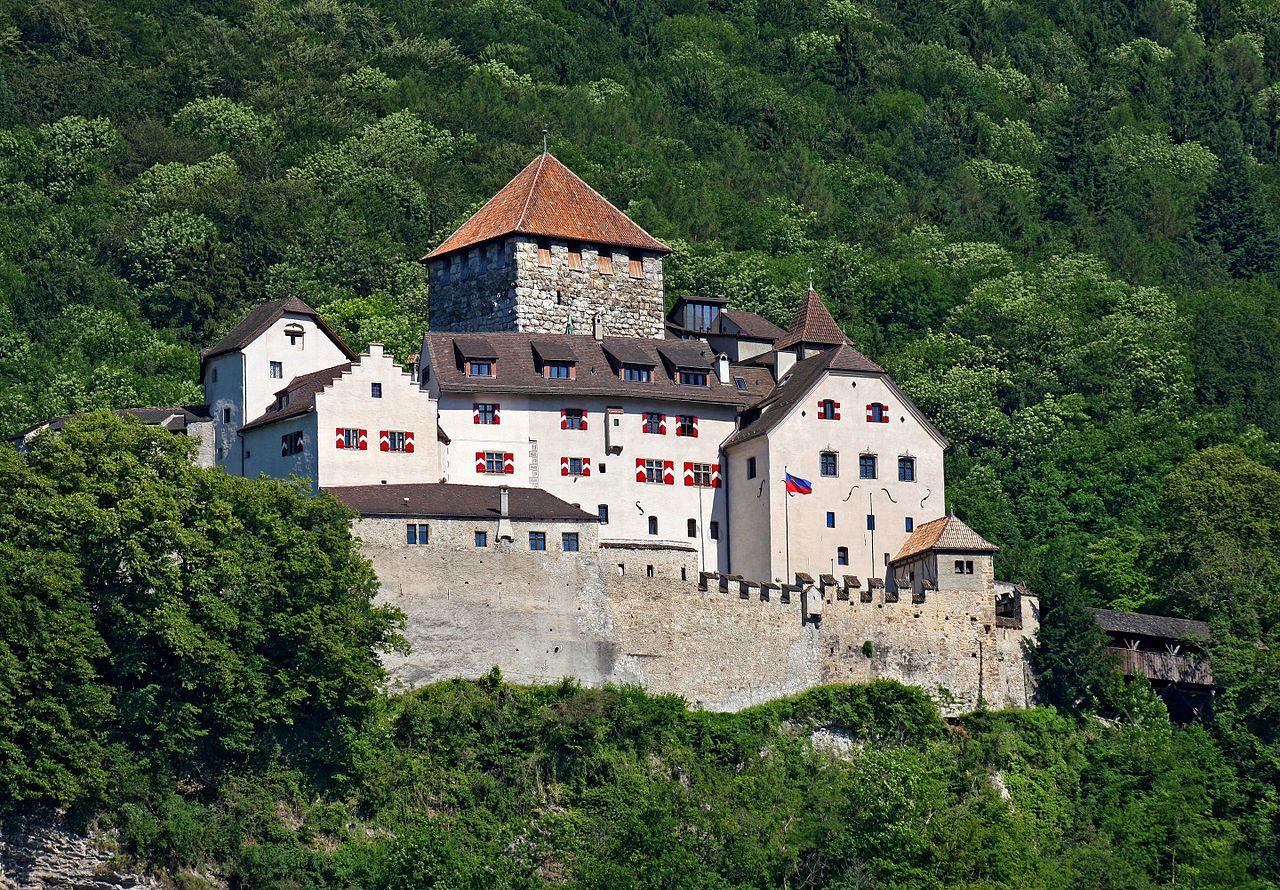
785 472 812 495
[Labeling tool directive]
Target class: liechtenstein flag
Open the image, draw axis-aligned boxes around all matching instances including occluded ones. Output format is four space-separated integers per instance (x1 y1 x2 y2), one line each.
784 472 812 495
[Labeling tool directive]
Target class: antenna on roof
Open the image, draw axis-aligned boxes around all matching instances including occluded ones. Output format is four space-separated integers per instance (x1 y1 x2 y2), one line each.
542 124 549 154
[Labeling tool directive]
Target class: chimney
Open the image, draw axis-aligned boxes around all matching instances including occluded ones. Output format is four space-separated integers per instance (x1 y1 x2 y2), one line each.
715 352 730 384
774 348 796 381
497 485 515 543
592 313 604 342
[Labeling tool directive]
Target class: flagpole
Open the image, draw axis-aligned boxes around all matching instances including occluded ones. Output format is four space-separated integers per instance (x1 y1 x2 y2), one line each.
784 465 791 583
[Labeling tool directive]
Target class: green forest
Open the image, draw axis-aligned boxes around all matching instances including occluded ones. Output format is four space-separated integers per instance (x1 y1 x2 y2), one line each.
2 0 1280 884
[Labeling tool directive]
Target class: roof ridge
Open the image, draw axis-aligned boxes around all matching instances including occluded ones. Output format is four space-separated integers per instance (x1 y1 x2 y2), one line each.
515 152 548 232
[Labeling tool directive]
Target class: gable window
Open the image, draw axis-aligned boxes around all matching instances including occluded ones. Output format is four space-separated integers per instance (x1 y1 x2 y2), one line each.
562 532 580 552
623 365 652 382
537 238 552 267
475 530 488 548
687 518 697 538
826 511 835 528
648 516 658 535
567 243 583 271
837 547 849 566
371 382 382 399
599 253 613 274
284 324 305 348
562 408 586 430
747 457 757 479
675 415 698 437
818 398 838 420
474 403 499 425
859 454 877 479
529 531 547 551
598 504 609 524
905 517 914 532
628 253 643 278
642 412 664 434
468 360 493 378
898 456 916 482
955 559 975 575
709 521 720 540
678 369 708 386
406 523 429 545
866 402 889 423
545 361 573 380
820 451 838 477
270 361 283 379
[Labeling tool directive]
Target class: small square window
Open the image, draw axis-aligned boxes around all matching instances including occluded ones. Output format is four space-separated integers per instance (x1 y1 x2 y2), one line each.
270 361 283 379
371 382 382 398
820 452 838 477
475 403 498 424
468 361 493 378
859 454 877 479
898 456 916 482
475 530 488 548
562 532 580 552
529 531 547 551
623 365 653 382
678 369 708 386
563 408 585 430
826 511 835 528
545 361 573 379
643 412 664 434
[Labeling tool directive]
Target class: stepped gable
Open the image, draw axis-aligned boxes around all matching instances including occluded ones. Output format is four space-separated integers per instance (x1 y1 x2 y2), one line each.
891 514 998 564
327 483 595 522
773 289 851 351
200 297 356 374
240 362 351 431
723 344 885 448
421 331 748 407
424 151 670 261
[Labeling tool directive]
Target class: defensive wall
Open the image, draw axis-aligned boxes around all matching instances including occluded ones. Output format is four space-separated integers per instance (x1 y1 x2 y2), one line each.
357 517 1038 714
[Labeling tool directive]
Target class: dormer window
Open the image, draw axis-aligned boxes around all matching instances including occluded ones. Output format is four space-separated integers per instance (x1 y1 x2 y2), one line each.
469 360 493 377
677 368 708 386
545 361 573 380
284 323 305 348
622 365 652 382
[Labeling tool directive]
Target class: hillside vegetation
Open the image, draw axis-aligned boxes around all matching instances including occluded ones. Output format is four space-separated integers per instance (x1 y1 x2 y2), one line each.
3 0 1280 883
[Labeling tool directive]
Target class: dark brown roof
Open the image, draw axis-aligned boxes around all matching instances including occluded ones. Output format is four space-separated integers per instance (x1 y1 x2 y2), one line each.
200 298 356 375
423 152 670 261
240 363 351 432
890 514 998 564
603 340 654 366
422 332 747 408
1089 608 1211 643
17 406 211 439
774 290 850 351
326 483 596 522
720 310 786 341
530 338 579 363
656 339 715 371
722 344 886 448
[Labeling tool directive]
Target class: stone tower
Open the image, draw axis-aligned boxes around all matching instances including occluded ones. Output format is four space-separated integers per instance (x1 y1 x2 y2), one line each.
423 152 670 338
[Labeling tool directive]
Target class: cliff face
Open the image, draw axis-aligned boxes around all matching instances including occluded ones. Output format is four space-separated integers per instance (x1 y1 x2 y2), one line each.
0 819 164 890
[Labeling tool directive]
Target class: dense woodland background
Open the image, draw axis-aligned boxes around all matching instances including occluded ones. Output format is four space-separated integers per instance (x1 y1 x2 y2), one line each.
2 0 1280 884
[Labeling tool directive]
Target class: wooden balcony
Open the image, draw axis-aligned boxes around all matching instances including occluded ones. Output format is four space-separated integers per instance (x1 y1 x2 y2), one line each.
1108 647 1213 687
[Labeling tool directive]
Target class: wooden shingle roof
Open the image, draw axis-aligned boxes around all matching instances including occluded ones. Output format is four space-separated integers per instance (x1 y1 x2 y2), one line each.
423 152 670 261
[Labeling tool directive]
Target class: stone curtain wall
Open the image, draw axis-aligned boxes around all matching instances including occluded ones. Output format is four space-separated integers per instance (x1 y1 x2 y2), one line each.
359 519 1038 713
1 819 162 890
428 237 666 338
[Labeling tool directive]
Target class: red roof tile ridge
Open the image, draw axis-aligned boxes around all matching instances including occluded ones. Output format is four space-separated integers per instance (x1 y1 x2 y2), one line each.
515 151 549 233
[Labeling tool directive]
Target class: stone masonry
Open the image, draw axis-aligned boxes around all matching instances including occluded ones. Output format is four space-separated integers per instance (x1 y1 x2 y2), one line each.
428 236 665 339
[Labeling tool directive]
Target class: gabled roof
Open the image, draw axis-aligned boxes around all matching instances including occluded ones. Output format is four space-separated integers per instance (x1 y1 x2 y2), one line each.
720 310 786 341
891 514 998 565
200 298 357 376
1089 608 1211 643
16 406 211 440
421 331 746 408
326 483 596 522
721 344 888 448
423 152 670 261
773 290 850 351
240 362 352 432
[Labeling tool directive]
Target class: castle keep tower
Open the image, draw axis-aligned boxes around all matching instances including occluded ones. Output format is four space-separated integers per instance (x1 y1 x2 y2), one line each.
423 151 670 338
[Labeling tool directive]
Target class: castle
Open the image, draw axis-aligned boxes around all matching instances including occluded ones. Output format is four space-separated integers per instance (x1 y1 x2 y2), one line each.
22 151 1052 712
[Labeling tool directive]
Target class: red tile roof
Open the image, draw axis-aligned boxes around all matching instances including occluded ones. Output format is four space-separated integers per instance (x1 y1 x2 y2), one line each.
423 152 670 261
773 289 850 351
890 514 998 564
